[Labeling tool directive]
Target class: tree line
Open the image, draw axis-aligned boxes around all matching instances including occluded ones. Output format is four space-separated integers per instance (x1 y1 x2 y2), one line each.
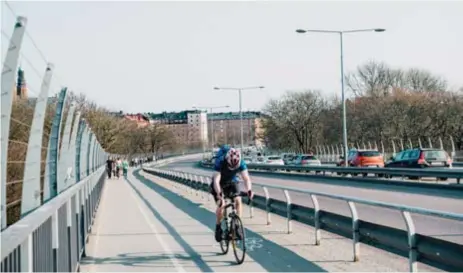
6 92 181 226
259 61 463 154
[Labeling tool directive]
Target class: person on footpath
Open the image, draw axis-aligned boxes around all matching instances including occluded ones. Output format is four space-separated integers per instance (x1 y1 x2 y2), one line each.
122 158 129 178
106 157 113 179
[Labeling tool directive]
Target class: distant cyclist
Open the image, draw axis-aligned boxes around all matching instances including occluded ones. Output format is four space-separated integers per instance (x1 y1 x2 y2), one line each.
210 145 254 242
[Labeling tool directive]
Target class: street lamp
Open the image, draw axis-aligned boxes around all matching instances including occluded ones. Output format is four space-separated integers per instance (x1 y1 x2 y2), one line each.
296 28 385 166
214 86 265 151
192 105 230 150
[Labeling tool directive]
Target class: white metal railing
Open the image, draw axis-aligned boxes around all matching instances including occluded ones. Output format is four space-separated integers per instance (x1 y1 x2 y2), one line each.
145 166 463 272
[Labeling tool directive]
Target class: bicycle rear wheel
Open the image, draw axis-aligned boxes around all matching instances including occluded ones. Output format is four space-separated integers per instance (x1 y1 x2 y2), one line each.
231 215 246 264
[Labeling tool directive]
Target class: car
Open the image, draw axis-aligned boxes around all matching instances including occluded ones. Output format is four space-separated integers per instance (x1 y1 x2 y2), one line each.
385 148 452 180
243 156 253 164
254 156 265 164
293 154 322 166
281 153 296 165
337 149 384 168
264 156 285 165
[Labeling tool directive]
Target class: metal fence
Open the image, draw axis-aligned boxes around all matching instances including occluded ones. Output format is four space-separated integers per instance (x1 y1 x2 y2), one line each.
267 135 462 163
1 14 108 229
143 166 463 272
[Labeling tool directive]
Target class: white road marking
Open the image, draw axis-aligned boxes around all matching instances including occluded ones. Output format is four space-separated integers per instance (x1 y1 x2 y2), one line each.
126 178 185 272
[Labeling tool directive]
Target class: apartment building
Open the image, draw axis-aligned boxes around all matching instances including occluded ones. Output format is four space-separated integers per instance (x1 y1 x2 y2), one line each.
148 110 208 147
145 110 264 148
207 111 264 147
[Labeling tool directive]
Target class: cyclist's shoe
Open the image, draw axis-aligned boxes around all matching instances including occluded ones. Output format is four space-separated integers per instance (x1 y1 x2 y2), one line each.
215 224 222 242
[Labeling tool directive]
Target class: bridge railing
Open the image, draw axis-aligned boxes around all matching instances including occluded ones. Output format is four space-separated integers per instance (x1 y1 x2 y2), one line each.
0 152 200 272
143 166 463 272
1 12 112 272
1 167 105 272
1 14 110 230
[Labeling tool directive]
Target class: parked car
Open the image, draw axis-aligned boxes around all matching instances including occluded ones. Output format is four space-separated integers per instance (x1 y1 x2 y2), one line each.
264 156 285 165
385 148 452 180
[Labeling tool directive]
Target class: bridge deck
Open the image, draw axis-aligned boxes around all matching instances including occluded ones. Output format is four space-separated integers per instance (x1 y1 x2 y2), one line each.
80 169 442 272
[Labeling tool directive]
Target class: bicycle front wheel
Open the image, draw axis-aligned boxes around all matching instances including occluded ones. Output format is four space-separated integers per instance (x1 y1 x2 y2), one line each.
220 220 229 254
231 215 246 264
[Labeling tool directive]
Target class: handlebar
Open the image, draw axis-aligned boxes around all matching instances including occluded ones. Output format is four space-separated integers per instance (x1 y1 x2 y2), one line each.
224 191 253 205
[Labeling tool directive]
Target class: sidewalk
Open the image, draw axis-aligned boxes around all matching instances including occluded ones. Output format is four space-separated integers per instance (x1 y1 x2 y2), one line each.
80 169 441 272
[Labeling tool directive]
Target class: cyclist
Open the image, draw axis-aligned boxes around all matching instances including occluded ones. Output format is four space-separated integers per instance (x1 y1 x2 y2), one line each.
210 145 254 242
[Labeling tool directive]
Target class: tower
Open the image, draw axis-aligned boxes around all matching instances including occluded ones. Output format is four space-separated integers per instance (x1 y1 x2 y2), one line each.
13 67 28 100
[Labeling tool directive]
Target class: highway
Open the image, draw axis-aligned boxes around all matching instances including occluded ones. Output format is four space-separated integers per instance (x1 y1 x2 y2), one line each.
159 158 463 245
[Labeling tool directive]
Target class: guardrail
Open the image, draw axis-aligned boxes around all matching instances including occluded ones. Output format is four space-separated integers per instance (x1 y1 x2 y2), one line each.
319 160 463 168
0 153 201 272
143 166 463 272
201 161 463 184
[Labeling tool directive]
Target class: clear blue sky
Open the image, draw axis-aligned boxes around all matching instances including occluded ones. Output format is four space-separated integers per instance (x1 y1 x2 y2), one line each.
2 1 462 113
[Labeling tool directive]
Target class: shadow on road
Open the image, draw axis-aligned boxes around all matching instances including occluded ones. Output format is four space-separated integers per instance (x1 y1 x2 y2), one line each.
130 169 327 272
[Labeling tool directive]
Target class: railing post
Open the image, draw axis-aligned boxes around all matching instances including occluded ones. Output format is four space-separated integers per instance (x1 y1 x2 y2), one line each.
1 16 28 229
283 190 292 234
51 210 59 271
20 234 33 272
43 88 68 202
66 201 72 272
347 201 360 262
263 187 271 225
74 191 80 263
402 211 418 272
21 63 54 216
310 194 321 245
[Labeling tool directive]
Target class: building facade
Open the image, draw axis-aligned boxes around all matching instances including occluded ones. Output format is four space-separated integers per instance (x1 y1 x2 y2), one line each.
144 110 264 148
148 110 208 147
207 111 263 147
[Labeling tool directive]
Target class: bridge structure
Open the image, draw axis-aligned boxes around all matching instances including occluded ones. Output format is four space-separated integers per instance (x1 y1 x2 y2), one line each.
2 15 463 273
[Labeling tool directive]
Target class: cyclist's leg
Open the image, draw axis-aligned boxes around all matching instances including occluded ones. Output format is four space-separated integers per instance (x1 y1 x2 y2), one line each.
229 182 244 240
211 181 226 242
230 177 243 218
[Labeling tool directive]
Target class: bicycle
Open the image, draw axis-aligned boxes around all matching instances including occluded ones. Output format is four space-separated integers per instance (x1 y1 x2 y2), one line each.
218 191 251 264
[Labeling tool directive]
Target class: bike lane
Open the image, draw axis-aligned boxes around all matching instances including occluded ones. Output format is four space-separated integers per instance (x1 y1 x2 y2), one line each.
82 167 441 272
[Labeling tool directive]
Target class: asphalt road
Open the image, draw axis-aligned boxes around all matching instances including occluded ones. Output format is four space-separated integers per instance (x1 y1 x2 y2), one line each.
158 158 463 244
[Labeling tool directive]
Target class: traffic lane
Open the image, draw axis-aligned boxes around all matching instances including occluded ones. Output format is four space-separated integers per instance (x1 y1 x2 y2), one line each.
162 161 463 209
165 160 463 198
161 161 463 244
251 167 461 185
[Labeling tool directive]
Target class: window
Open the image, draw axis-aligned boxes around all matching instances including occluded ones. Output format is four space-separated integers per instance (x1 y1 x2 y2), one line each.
302 155 317 160
358 151 380 157
409 149 420 159
423 150 447 160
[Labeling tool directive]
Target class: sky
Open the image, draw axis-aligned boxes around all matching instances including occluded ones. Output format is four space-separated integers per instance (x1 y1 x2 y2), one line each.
1 1 462 114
